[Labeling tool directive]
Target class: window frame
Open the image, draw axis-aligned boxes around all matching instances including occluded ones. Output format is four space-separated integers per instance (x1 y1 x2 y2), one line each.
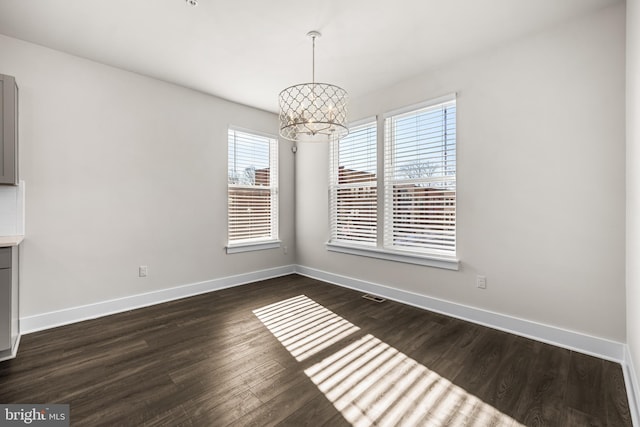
226 126 280 254
327 94 458 270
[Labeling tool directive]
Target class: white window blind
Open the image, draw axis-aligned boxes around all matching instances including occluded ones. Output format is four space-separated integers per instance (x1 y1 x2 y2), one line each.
228 129 278 244
384 98 456 254
330 121 377 245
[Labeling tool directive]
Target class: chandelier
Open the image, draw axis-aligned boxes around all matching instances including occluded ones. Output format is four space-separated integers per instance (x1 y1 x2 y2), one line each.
278 31 349 142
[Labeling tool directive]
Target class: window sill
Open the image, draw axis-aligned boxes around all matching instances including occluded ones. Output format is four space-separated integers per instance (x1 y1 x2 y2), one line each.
326 241 459 271
226 240 281 254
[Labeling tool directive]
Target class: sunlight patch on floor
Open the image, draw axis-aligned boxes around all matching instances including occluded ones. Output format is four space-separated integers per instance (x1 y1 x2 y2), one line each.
253 295 360 361
305 333 523 426
255 295 524 426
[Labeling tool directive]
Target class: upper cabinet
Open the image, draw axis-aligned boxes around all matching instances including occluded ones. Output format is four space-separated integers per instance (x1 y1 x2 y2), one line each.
0 74 18 185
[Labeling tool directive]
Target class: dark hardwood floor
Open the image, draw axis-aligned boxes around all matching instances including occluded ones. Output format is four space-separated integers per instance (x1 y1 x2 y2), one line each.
0 274 632 426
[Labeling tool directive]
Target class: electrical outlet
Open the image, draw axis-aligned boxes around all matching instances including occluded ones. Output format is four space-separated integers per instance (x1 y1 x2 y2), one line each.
476 275 487 289
139 265 148 278
283 246 288 254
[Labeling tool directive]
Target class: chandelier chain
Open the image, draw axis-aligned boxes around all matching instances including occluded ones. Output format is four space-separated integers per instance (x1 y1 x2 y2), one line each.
312 34 316 85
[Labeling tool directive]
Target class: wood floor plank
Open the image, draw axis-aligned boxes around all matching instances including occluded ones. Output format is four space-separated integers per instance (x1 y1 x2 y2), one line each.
249 366 310 405
412 316 474 368
603 360 633 426
278 393 350 427
565 351 606 423
428 322 485 380
513 342 571 426
0 274 632 426
452 329 515 401
185 388 264 427
226 375 321 427
561 407 605 427
490 337 537 414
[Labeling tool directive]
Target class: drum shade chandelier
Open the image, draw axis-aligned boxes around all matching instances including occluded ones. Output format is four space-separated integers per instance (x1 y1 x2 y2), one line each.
278 31 349 142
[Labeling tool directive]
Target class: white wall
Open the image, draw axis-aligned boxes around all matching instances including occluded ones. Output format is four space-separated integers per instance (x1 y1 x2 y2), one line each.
296 4 626 341
0 182 24 236
0 34 295 318
627 0 640 403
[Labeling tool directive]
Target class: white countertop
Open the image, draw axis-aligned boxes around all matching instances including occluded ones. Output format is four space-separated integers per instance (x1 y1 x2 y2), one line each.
0 235 24 246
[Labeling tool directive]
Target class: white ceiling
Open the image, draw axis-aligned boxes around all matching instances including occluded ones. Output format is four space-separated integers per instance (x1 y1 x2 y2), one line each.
0 0 621 113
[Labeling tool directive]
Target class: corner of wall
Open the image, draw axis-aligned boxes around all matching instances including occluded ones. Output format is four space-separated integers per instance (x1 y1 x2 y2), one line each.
624 345 640 426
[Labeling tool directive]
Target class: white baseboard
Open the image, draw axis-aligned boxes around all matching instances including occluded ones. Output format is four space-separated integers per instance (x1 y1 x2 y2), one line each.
21 263 627 364
624 345 640 427
20 264 296 334
295 265 625 363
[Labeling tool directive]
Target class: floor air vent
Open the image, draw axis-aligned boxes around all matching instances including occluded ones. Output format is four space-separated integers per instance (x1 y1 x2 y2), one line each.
362 294 386 303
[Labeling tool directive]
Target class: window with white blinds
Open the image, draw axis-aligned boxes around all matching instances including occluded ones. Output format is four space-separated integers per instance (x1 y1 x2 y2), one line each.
329 121 377 245
227 129 278 244
384 98 456 255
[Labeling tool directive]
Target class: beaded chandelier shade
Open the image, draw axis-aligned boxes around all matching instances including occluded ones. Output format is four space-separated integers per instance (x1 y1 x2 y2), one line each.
278 31 349 142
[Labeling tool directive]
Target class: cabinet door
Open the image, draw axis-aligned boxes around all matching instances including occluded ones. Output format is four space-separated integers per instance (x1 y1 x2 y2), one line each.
0 267 11 351
0 74 17 185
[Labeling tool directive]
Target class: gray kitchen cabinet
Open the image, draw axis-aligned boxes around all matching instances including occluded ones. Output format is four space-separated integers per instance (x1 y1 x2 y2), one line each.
0 74 18 185
0 245 19 360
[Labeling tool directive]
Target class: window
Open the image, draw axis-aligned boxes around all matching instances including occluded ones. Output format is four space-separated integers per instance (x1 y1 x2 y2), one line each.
329 121 377 245
384 98 456 255
227 128 278 252
327 94 457 269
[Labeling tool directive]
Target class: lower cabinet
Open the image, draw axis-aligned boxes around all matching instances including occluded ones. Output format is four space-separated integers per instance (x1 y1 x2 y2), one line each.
0 245 18 360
